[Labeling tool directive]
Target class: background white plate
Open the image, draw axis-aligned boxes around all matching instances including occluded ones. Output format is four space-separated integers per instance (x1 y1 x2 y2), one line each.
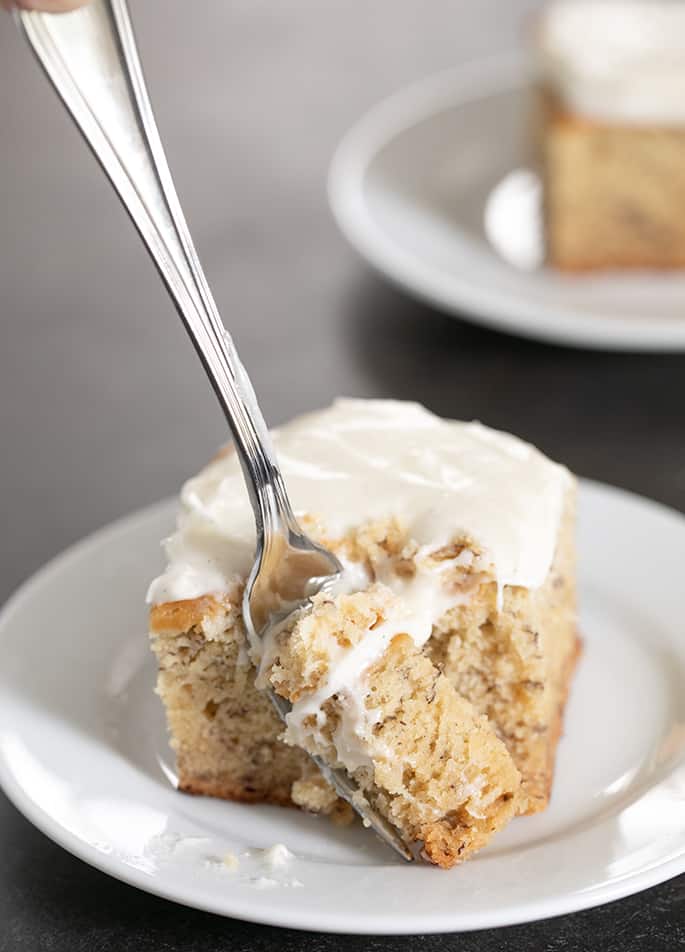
0 481 684 934
328 56 685 352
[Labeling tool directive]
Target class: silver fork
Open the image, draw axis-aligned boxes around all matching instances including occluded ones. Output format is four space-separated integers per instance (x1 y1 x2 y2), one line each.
17 0 412 861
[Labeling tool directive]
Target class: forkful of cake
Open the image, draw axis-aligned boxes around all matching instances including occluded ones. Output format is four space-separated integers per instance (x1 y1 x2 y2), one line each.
18 0 526 865
14 0 425 859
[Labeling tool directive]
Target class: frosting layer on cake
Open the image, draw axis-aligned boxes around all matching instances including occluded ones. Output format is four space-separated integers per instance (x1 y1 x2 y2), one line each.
538 1 685 124
148 399 569 605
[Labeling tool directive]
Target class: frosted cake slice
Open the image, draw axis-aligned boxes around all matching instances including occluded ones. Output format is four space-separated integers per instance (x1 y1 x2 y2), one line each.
536 1 685 271
148 399 579 858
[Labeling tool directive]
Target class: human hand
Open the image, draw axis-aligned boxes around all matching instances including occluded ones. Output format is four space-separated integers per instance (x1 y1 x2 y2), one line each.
2 0 89 11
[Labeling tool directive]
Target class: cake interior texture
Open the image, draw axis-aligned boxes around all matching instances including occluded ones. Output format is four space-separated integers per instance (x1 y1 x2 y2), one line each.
148 399 578 864
540 93 685 271
266 585 520 867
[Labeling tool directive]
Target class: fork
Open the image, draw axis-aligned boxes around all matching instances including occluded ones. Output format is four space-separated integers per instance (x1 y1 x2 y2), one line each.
16 0 412 861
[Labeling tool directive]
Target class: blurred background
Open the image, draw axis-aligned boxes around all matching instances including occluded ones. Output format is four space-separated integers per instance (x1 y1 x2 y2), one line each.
3 3 685 946
2 0 684 611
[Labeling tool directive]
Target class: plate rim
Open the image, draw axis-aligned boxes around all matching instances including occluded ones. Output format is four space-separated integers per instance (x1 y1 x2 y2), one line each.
1 480 684 934
327 53 685 353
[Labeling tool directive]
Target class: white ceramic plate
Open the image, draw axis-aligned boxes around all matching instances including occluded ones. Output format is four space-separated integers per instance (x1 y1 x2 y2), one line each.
328 56 685 352
1 480 684 934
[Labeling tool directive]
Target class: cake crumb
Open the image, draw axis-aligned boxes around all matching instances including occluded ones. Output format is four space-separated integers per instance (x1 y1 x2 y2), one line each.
261 843 294 869
251 876 278 890
223 851 240 871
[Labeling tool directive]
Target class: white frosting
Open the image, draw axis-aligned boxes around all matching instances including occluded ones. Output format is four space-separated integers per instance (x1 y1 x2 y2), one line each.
538 1 685 124
147 398 569 605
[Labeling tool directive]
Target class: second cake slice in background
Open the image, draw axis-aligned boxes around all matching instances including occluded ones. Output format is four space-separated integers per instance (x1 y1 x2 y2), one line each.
537 0 685 271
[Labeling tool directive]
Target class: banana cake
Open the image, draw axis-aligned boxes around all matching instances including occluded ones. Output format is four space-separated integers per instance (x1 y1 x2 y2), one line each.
537 1 685 271
148 399 578 861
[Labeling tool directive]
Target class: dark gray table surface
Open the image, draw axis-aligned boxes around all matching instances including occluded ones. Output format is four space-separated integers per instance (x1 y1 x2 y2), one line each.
1 1 684 949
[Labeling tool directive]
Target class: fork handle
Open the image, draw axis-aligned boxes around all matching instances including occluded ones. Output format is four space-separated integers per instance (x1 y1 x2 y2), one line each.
18 0 295 541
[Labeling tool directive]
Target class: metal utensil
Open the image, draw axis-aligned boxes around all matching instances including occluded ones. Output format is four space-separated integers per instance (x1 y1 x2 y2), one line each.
17 0 412 861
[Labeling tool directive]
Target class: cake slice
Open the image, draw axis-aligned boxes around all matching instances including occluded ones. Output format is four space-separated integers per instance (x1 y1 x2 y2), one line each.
148 399 578 850
536 1 685 271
